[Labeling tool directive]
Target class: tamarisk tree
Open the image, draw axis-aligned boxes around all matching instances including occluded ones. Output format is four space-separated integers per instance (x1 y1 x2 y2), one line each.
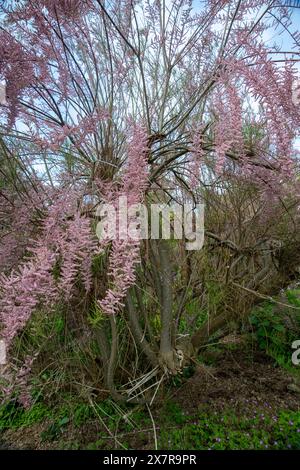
0 0 300 404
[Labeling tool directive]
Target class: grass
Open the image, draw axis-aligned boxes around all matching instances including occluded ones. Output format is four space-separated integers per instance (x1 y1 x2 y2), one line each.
1 289 299 450
0 401 50 431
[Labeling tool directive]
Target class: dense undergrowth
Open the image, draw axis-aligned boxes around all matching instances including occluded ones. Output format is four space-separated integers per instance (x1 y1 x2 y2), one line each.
249 288 300 370
1 381 300 450
1 287 300 450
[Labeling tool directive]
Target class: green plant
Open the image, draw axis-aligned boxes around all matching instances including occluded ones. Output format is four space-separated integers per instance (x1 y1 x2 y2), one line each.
72 404 92 427
0 400 50 431
159 409 300 450
40 416 70 442
250 295 300 368
160 401 189 426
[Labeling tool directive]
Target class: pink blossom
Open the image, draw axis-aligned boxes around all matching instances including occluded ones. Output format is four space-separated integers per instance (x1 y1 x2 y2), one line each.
98 123 149 315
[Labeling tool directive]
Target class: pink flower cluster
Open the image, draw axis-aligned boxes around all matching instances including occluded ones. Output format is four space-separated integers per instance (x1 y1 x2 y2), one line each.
33 109 110 151
98 123 149 315
41 0 90 19
213 79 244 174
0 31 34 124
0 247 58 347
0 187 96 350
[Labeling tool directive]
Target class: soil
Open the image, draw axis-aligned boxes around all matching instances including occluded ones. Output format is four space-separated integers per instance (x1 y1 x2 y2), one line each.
172 349 300 416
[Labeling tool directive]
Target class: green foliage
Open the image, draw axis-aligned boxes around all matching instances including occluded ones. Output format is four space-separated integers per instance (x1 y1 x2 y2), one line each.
250 304 286 352
91 252 106 276
41 416 70 442
88 300 105 328
205 280 225 308
250 293 300 368
73 404 94 427
1 395 300 450
170 366 195 387
286 289 300 308
0 401 50 431
150 313 161 335
179 297 207 335
161 401 190 425
0 399 94 435
15 306 66 355
159 408 300 450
